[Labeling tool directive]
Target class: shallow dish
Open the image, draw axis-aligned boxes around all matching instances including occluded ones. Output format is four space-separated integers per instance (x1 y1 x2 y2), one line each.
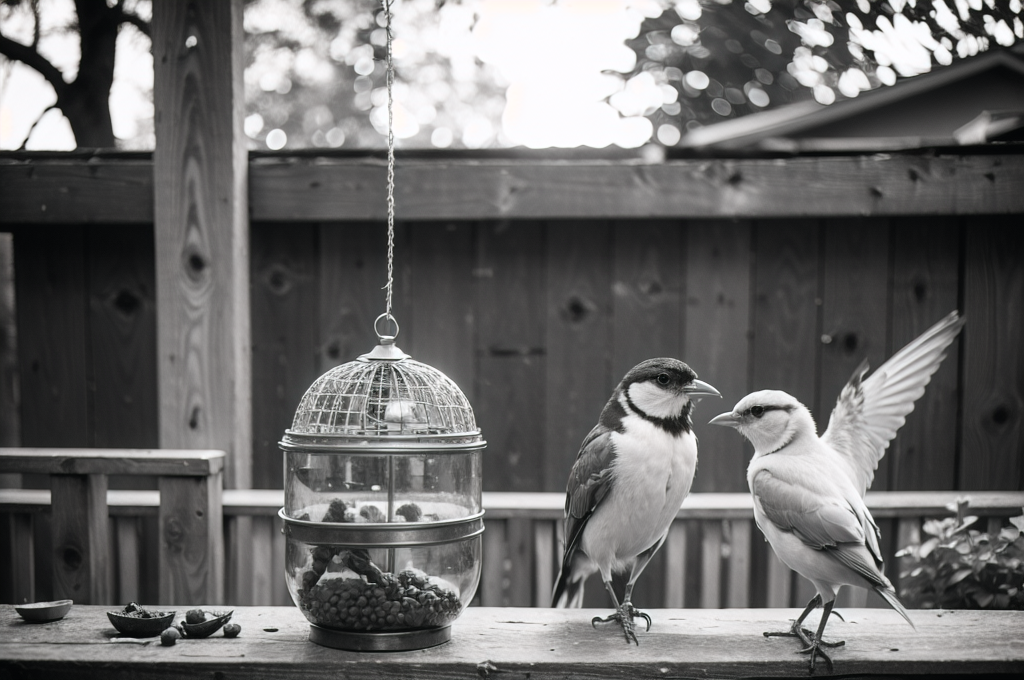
15 599 73 623
106 609 176 638
181 610 233 639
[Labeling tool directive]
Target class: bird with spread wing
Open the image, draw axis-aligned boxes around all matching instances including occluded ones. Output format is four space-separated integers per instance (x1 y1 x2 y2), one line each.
551 358 720 644
709 311 965 672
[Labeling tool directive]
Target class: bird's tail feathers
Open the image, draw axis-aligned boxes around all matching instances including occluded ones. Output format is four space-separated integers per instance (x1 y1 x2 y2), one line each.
551 550 592 608
874 585 916 630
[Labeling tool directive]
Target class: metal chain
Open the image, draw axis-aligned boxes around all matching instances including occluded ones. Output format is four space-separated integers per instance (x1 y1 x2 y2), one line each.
383 0 396 332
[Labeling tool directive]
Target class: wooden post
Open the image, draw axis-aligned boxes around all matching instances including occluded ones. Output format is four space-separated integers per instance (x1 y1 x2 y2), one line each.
152 0 249 603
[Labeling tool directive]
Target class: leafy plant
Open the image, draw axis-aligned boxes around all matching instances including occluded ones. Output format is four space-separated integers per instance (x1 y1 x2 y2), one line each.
898 498 1024 610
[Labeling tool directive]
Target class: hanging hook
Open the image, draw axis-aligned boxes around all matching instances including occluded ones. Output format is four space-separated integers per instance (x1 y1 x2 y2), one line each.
374 312 400 342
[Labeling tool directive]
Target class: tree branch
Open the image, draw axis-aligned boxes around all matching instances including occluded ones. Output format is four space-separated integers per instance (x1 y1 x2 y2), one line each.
17 103 59 151
115 9 151 38
0 33 67 97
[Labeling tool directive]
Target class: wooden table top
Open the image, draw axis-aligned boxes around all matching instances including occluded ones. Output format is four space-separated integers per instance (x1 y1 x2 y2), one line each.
2 605 1022 679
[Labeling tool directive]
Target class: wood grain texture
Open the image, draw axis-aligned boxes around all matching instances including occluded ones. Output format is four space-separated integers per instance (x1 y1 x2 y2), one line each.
0 448 225 476
889 217 961 491
244 153 1024 220
250 223 319 489
50 474 109 603
407 222 478 398
13 227 89 447
318 222 389 372
0 233 17 448
685 220 753 493
818 218 891 487
544 221 613 493
87 225 159 451
152 0 251 489
476 221 546 492
3 605 1023 679
610 220 684 379
158 473 224 605
961 216 1024 490
5 153 1024 223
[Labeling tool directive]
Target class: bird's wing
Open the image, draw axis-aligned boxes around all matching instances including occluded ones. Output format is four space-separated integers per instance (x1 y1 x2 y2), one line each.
821 311 964 496
752 468 888 587
562 423 617 560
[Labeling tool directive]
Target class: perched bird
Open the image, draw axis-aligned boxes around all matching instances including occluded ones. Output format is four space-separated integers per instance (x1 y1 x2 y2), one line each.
551 358 720 644
709 311 964 672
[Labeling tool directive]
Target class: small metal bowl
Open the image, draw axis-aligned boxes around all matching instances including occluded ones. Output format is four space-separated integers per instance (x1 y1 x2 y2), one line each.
106 609 176 638
15 599 73 623
181 610 233 639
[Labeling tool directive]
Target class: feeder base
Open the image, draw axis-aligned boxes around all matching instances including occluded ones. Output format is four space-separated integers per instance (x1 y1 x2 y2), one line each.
308 623 451 651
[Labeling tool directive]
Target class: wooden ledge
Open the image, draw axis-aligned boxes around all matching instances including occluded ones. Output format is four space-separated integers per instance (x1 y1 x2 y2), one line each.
1 605 1021 678
0 448 225 477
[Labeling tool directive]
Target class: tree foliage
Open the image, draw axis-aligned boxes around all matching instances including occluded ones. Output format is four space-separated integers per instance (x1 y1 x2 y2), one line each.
1 0 1021 150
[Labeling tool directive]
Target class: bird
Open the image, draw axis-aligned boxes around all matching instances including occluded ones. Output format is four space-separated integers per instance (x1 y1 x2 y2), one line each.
551 357 720 644
709 310 965 672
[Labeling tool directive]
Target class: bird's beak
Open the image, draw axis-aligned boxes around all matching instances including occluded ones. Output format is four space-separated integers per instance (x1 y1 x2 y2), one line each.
684 379 721 399
708 411 740 428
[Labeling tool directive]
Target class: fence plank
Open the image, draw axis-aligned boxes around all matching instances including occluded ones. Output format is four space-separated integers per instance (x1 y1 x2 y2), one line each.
663 521 687 608
481 518 507 606
533 520 555 608
251 515 274 605
544 221 613 492
685 220 753 493
152 0 251 490
819 218 891 487
726 519 752 608
610 220 684 379
318 222 388 371
115 516 140 603
88 225 159 451
8 513 35 604
13 228 89 448
0 233 17 449
476 221 546 492
51 474 109 603
765 549 793 608
961 216 1024 490
889 218 961 491
408 222 477 399
701 521 722 609
250 223 320 489
158 475 224 605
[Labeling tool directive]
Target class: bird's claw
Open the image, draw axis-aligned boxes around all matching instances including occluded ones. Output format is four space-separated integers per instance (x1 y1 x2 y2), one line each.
764 623 815 648
590 602 651 645
797 636 845 674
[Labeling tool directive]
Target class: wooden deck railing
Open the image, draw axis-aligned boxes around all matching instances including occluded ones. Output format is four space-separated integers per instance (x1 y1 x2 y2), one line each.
4 466 1022 609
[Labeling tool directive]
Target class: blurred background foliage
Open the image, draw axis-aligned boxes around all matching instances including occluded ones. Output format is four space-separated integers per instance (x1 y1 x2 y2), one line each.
1 0 1022 151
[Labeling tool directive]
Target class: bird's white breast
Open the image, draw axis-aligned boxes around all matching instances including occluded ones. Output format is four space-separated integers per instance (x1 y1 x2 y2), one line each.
581 414 697 571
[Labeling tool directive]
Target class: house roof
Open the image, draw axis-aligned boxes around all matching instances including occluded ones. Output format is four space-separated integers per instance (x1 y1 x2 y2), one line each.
677 46 1024 151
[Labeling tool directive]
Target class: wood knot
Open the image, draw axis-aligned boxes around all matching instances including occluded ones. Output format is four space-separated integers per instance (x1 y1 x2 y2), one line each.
561 296 592 324
112 289 142 316
61 545 83 570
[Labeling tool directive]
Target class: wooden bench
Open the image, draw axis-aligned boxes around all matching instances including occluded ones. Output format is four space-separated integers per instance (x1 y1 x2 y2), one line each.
2 604 1023 678
0 448 225 605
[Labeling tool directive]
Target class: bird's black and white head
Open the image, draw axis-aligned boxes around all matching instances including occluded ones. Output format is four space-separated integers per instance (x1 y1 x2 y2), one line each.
708 390 816 454
610 358 720 435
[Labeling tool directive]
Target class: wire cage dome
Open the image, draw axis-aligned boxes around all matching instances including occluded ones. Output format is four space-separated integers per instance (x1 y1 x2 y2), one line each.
288 338 479 440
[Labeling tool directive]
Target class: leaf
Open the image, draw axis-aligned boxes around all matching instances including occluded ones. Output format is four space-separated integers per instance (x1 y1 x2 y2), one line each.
919 538 940 559
973 591 995 607
948 568 973 586
1010 513 1024 533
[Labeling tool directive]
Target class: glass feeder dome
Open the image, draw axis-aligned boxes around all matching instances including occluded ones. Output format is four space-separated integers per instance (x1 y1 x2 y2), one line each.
279 334 484 651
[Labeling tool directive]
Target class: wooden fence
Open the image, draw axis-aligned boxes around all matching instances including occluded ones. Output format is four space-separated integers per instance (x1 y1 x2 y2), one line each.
4 486 1023 610
2 153 1023 498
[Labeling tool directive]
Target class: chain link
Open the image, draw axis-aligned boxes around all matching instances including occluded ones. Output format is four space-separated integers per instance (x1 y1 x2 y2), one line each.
383 0 396 331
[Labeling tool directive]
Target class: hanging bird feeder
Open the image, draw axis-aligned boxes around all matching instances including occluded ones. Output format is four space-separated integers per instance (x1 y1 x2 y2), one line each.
278 0 484 652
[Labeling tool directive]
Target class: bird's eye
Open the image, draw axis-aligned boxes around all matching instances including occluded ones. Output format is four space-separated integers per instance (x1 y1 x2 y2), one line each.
751 405 765 418
657 373 670 385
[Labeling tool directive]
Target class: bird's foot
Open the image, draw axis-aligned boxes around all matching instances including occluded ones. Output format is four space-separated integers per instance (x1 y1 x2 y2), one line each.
796 635 845 674
764 622 815 648
591 602 652 645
